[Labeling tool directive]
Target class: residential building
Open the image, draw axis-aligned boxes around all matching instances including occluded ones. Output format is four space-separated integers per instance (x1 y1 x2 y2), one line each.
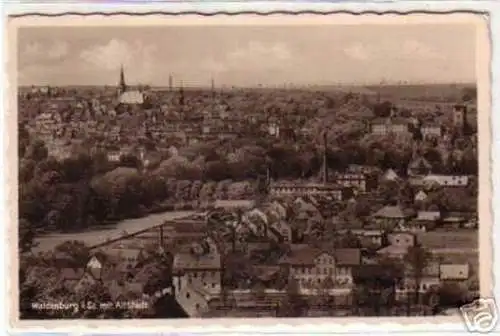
421 175 469 188
268 220 292 242
279 246 361 291
414 190 428 202
172 237 222 296
377 232 416 259
409 211 441 232
407 157 433 177
440 263 470 282
107 246 145 272
75 270 99 293
269 181 343 201
371 205 413 231
382 169 399 182
396 262 441 301
421 123 442 138
334 172 367 193
370 117 409 135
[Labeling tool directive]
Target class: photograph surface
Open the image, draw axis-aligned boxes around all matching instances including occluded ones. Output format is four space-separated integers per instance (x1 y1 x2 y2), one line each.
10 14 491 324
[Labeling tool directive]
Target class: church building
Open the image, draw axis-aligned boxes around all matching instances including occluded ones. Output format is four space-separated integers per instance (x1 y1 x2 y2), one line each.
117 65 145 105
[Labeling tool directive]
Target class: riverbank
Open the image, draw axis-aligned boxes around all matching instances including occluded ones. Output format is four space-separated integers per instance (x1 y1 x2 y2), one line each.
33 210 195 253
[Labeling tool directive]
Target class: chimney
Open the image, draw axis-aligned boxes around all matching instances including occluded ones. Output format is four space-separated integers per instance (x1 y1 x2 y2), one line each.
322 131 328 184
169 75 173 92
266 165 271 186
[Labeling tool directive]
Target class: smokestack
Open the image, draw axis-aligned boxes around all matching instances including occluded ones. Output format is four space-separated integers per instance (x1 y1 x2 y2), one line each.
322 131 328 184
179 80 185 106
211 77 216 99
169 75 173 92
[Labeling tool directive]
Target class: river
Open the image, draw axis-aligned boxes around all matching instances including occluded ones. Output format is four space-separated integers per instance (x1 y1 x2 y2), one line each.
33 210 195 253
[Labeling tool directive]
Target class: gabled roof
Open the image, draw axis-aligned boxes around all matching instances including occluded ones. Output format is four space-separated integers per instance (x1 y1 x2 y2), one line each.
278 245 322 266
414 190 428 201
383 169 399 181
278 245 361 267
416 211 441 221
60 268 85 281
408 157 432 170
335 248 362 266
376 245 409 256
173 250 221 271
440 264 469 280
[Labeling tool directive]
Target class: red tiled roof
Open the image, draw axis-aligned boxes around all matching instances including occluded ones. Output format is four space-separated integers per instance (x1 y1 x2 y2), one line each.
372 206 409 219
278 245 361 266
335 248 361 266
60 268 85 281
173 251 221 271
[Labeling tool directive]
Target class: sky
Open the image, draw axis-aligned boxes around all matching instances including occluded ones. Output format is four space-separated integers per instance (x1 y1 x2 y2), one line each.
17 24 476 87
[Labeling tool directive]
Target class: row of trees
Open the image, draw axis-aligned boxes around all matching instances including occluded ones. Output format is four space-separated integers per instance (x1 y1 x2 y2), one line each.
19 240 182 319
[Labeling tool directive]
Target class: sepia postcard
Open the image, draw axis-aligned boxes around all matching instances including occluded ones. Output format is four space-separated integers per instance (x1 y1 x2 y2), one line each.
6 11 494 332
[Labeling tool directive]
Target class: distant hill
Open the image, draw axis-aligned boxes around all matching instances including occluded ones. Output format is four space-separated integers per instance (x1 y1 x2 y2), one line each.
18 83 476 102
365 83 476 102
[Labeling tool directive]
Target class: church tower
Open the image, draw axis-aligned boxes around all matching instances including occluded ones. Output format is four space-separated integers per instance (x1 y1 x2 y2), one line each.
119 65 127 94
453 104 467 131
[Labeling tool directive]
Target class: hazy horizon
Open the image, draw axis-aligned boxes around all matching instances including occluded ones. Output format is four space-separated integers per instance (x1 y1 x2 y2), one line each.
18 82 477 89
18 24 476 87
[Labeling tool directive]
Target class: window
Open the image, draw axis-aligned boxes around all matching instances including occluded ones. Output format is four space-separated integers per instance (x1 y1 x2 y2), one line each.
195 304 200 310
186 292 190 299
212 283 216 288
422 284 427 290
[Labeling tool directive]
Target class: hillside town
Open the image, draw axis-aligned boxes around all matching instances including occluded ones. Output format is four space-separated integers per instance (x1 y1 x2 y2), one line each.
19 65 479 319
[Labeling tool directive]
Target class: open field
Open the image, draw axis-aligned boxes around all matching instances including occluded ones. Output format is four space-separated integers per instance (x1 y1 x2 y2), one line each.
416 231 478 249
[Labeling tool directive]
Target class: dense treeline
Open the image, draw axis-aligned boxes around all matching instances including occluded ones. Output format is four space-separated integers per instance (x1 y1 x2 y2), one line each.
18 105 478 241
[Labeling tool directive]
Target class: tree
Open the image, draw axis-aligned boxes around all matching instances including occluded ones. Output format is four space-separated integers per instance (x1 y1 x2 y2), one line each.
25 140 48 162
19 218 37 254
461 87 477 102
373 101 393 118
53 240 91 265
437 282 471 308
404 244 432 306
119 154 142 169
340 230 362 248
352 261 403 316
276 278 307 317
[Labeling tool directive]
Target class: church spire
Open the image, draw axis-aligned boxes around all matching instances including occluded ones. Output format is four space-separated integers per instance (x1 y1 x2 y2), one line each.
119 65 127 93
